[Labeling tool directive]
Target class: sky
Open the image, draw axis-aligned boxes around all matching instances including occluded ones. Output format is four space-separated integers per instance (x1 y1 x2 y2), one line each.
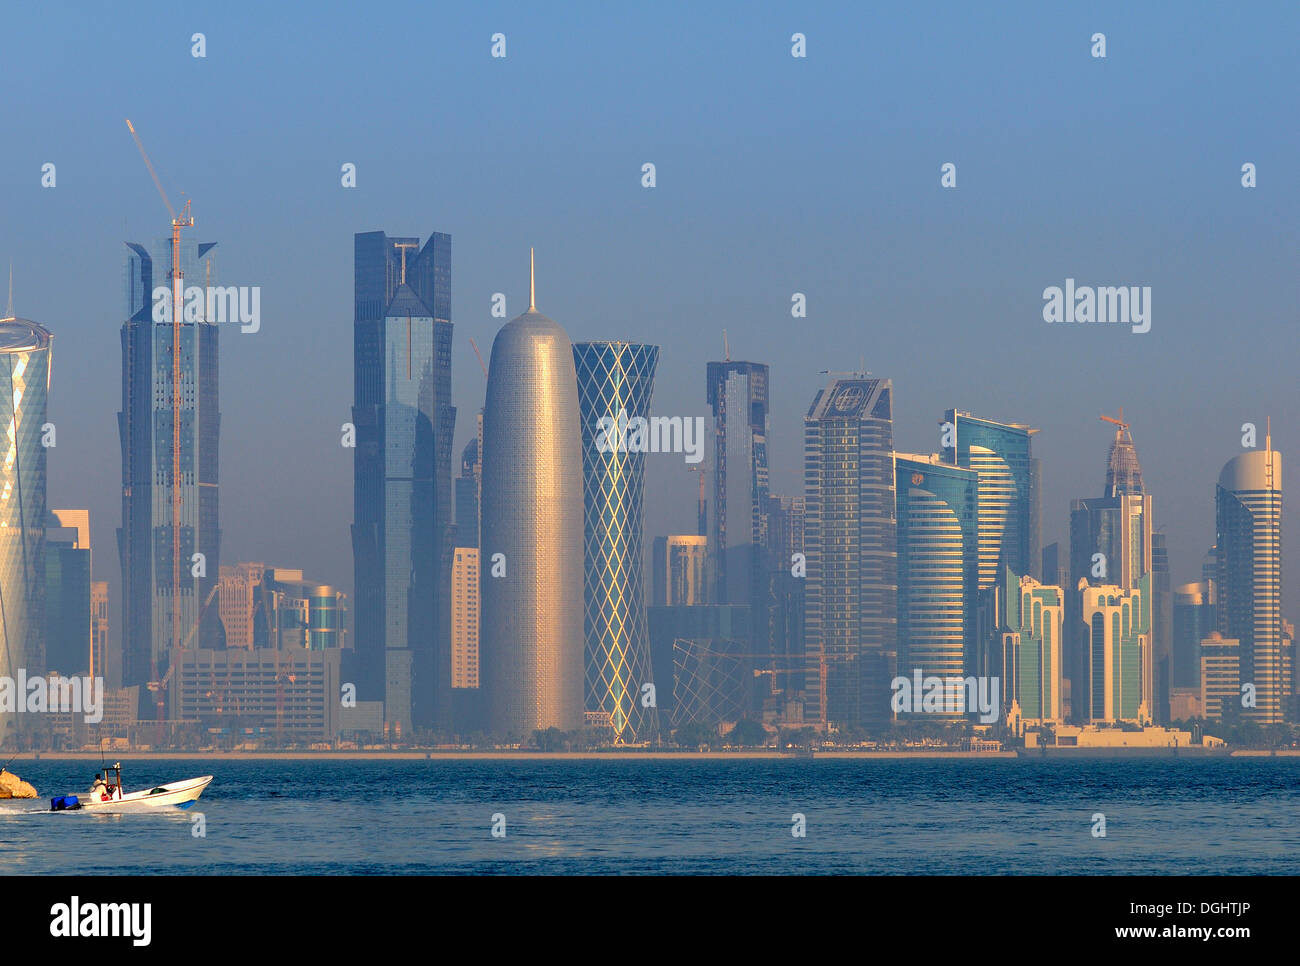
2 1 1297 648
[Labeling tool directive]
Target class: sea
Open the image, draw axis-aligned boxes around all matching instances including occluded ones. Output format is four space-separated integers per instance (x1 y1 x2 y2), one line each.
2 757 1297 874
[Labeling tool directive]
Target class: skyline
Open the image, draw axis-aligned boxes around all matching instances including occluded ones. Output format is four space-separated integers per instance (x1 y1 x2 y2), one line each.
2 1 1297 664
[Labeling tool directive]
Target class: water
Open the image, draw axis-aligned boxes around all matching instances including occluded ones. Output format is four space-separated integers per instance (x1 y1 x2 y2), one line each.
2 757 1297 874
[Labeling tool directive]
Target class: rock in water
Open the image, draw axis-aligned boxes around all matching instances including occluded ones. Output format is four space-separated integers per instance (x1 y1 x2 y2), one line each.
0 769 37 799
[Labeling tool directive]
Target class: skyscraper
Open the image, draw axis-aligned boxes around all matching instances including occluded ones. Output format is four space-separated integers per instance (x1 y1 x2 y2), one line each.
44 510 91 676
706 360 769 610
351 230 454 734
1216 440 1283 724
0 317 51 745
941 411 1040 583
941 410 1041 683
1068 417 1153 722
574 341 659 743
895 453 979 718
1079 575 1152 724
450 547 479 690
454 415 482 549
480 253 584 737
119 236 220 701
998 569 1064 727
1173 581 1216 692
803 377 897 728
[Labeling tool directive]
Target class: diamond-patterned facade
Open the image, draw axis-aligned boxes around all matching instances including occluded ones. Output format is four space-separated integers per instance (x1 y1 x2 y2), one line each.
574 342 658 743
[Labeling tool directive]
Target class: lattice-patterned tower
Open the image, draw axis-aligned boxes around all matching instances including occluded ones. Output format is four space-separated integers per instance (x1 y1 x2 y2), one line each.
573 341 659 743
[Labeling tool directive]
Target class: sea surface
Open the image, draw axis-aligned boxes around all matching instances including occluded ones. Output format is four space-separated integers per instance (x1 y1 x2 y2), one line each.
2 757 1297 874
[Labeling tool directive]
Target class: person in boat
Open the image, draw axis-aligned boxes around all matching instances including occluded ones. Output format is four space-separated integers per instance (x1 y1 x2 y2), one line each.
89 773 108 800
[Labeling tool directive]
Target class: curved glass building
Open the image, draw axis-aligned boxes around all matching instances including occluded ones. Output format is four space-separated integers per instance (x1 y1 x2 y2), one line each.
573 341 658 743
1216 445 1283 724
0 318 51 745
480 260 584 737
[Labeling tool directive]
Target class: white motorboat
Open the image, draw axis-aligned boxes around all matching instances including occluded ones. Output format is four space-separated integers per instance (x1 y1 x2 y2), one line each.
52 763 212 811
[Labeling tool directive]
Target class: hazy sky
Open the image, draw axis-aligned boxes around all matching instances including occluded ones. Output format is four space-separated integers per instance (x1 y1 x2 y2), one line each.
3 1 1297 643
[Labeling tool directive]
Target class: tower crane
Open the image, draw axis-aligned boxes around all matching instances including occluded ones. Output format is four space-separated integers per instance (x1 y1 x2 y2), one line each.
126 120 194 727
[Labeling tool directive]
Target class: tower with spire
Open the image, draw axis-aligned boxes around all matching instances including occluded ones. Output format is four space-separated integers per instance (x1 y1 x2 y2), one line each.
480 250 585 736
1067 412 1157 723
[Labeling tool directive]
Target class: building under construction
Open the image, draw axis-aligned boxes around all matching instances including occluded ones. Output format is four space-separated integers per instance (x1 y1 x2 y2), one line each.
118 230 222 702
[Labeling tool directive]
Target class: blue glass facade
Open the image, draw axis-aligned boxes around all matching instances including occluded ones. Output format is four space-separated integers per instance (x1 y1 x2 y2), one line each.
351 231 454 734
895 454 979 716
118 238 221 697
574 341 659 743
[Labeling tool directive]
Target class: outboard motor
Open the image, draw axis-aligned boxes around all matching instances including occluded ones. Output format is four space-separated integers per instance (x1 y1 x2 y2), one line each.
50 794 80 811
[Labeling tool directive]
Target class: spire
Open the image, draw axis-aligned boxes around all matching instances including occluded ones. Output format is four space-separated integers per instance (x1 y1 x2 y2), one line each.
529 247 536 311
1103 419 1144 497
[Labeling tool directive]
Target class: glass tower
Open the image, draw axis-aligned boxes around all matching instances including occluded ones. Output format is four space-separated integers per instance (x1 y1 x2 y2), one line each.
351 230 454 734
0 318 50 746
803 377 898 729
894 453 979 717
574 341 659 743
1216 445 1283 724
119 237 220 702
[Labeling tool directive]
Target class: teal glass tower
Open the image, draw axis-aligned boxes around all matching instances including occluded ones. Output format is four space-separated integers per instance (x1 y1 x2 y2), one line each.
894 454 979 716
573 341 659 743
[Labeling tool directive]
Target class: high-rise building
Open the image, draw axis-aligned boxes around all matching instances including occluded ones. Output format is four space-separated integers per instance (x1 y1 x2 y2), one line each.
91 581 109 682
1078 575 1152 724
803 377 897 729
1173 581 1216 692
0 316 51 745
1216 441 1283 724
454 414 482 548
450 547 479 689
351 230 454 735
1199 632 1240 720
941 411 1041 684
706 361 769 610
653 535 708 606
480 254 584 737
1068 418 1153 722
573 341 659 743
217 562 265 650
997 569 1064 728
1150 530 1173 722
44 510 91 676
894 453 979 718
941 411 1040 583
119 237 220 700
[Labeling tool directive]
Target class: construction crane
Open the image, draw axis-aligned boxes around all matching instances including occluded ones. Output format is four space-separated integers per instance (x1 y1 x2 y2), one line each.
1099 409 1128 432
126 120 193 723
468 337 489 379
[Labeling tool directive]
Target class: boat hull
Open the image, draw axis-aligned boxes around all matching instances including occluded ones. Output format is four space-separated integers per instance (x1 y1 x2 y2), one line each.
77 775 213 810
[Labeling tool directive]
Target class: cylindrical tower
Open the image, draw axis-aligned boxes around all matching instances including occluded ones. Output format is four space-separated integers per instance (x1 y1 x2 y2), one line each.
0 317 51 745
573 341 659 743
480 256 584 737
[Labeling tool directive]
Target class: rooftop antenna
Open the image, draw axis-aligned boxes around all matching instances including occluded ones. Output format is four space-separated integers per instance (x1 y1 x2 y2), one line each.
529 247 536 311
723 329 730 362
5 260 11 318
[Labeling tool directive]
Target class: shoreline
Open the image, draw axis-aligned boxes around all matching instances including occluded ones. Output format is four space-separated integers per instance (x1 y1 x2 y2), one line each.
4 748 1289 761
